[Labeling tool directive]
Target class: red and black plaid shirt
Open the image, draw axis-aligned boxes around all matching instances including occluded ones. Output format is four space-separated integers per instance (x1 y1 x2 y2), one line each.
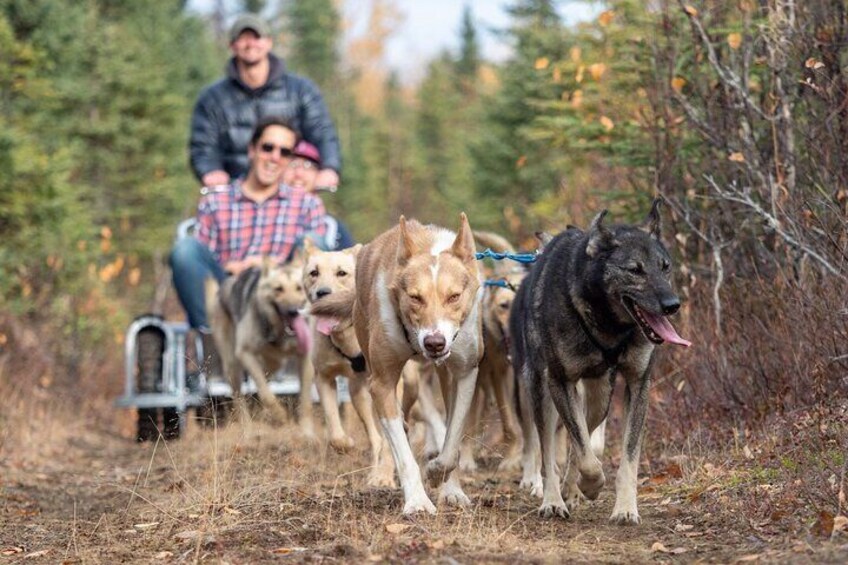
195 182 326 265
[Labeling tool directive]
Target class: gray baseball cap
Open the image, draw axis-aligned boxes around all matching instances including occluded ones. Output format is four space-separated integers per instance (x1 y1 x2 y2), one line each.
229 14 270 43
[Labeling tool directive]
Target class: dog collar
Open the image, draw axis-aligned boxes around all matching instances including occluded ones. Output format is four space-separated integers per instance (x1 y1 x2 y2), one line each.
328 337 367 373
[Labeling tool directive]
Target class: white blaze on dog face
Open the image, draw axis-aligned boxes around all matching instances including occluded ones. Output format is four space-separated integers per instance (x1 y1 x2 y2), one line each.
395 214 479 360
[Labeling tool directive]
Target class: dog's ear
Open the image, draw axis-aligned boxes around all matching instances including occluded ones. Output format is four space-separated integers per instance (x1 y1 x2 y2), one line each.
586 210 617 257
535 231 553 250
397 215 416 266
347 243 363 258
261 255 272 277
450 212 477 267
641 198 662 240
302 237 317 258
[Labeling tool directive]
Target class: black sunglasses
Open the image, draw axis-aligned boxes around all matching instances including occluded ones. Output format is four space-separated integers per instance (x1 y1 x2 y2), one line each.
259 142 294 158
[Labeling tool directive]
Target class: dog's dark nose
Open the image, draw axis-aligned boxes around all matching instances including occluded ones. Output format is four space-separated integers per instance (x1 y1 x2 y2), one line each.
661 296 680 315
316 287 332 299
423 333 446 355
287 307 300 317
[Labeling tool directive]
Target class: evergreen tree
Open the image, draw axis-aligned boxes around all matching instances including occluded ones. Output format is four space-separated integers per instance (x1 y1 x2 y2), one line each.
455 5 479 85
282 0 339 93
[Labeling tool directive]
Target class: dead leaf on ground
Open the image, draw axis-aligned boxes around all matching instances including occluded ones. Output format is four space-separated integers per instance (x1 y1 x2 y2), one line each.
24 549 51 559
153 552 173 560
385 523 412 534
271 547 308 554
1 547 24 556
832 515 848 537
736 555 761 562
728 152 746 162
727 33 742 49
133 522 160 531
684 5 699 16
812 510 835 537
675 523 695 532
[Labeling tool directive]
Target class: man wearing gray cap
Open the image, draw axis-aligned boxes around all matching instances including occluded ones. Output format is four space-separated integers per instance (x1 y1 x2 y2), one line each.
189 14 341 191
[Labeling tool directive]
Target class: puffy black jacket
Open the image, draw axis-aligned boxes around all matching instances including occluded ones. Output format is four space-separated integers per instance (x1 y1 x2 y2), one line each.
189 54 341 181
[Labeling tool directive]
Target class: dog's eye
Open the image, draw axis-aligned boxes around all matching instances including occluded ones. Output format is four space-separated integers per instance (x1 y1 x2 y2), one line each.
447 293 461 305
274 285 284 293
409 294 424 306
499 301 510 310
336 270 348 277
661 259 670 272
309 269 319 278
627 263 644 274
296 285 303 292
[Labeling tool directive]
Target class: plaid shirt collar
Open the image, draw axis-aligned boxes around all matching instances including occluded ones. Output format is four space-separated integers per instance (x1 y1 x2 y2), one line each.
233 179 293 203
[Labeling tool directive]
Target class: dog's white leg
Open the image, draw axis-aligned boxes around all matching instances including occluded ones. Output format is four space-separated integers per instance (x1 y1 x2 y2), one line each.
537 391 568 518
380 416 435 514
425 364 477 492
371 363 435 515
317 371 353 452
415 368 446 459
458 385 484 472
610 374 650 525
349 374 395 488
238 350 288 425
494 367 522 472
590 418 607 459
438 468 471 507
517 369 542 496
547 374 605 501
297 355 316 439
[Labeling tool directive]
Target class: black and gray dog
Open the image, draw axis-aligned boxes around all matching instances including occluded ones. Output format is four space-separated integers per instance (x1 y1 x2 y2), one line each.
510 199 690 525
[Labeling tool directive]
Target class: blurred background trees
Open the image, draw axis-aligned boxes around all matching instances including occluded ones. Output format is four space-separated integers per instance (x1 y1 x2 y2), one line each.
0 0 845 436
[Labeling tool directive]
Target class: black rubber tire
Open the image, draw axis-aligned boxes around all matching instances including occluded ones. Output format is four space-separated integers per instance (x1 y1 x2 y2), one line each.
136 408 159 442
162 408 182 440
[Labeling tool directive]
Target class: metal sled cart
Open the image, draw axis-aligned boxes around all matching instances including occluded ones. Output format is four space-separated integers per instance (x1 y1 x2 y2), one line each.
115 313 349 441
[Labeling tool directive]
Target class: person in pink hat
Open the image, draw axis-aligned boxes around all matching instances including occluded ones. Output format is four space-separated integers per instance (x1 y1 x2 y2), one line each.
284 140 355 249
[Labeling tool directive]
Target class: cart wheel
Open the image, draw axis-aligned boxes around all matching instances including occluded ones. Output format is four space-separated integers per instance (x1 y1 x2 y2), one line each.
136 408 159 442
162 408 182 440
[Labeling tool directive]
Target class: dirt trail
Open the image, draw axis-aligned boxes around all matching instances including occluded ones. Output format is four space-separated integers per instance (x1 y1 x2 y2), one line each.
1 414 846 564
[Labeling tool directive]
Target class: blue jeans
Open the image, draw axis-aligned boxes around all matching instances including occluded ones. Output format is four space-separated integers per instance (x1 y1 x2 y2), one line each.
169 237 227 331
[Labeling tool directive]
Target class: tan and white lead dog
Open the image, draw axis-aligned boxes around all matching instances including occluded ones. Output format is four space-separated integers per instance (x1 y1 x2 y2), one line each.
312 213 483 514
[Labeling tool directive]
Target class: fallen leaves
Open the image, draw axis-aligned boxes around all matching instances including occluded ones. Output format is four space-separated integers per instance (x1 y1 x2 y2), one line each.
1 547 24 556
728 152 746 162
651 541 688 554
385 523 412 534
728 33 743 49
671 77 687 93
805 57 826 70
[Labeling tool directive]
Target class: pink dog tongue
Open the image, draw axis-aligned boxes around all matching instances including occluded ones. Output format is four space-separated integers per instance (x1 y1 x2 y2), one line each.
314 315 340 336
291 315 313 355
641 309 692 347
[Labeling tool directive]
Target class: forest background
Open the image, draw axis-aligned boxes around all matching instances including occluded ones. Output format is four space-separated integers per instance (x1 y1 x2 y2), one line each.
1 0 847 543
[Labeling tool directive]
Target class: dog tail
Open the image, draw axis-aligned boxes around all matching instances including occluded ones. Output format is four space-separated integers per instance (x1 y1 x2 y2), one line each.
204 278 221 319
308 287 356 320
472 230 515 254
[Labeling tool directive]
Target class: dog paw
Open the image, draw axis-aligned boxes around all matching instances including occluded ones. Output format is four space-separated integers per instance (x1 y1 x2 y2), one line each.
578 469 605 501
403 494 437 515
367 469 396 489
439 484 471 508
565 483 585 513
538 501 570 519
425 459 454 488
329 435 355 453
609 509 641 525
497 454 522 473
458 454 478 473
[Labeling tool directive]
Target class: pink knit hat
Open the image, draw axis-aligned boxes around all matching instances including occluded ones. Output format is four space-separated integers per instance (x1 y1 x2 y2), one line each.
292 140 321 165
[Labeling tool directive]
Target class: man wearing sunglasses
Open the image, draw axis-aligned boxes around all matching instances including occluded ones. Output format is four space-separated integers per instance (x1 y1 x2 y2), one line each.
190 13 341 192
170 117 327 336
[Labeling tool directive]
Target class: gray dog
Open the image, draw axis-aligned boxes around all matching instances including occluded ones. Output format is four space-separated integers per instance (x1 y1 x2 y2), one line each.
510 199 690 525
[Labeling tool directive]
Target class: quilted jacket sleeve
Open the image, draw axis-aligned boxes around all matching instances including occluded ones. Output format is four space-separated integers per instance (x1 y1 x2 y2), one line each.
296 77 342 174
189 89 225 182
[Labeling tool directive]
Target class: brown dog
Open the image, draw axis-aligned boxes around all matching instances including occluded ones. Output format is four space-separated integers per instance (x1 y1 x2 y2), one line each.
207 258 314 435
311 214 483 514
302 241 395 487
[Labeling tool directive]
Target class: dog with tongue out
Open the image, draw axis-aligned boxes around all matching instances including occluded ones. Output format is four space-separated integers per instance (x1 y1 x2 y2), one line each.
510 198 691 526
